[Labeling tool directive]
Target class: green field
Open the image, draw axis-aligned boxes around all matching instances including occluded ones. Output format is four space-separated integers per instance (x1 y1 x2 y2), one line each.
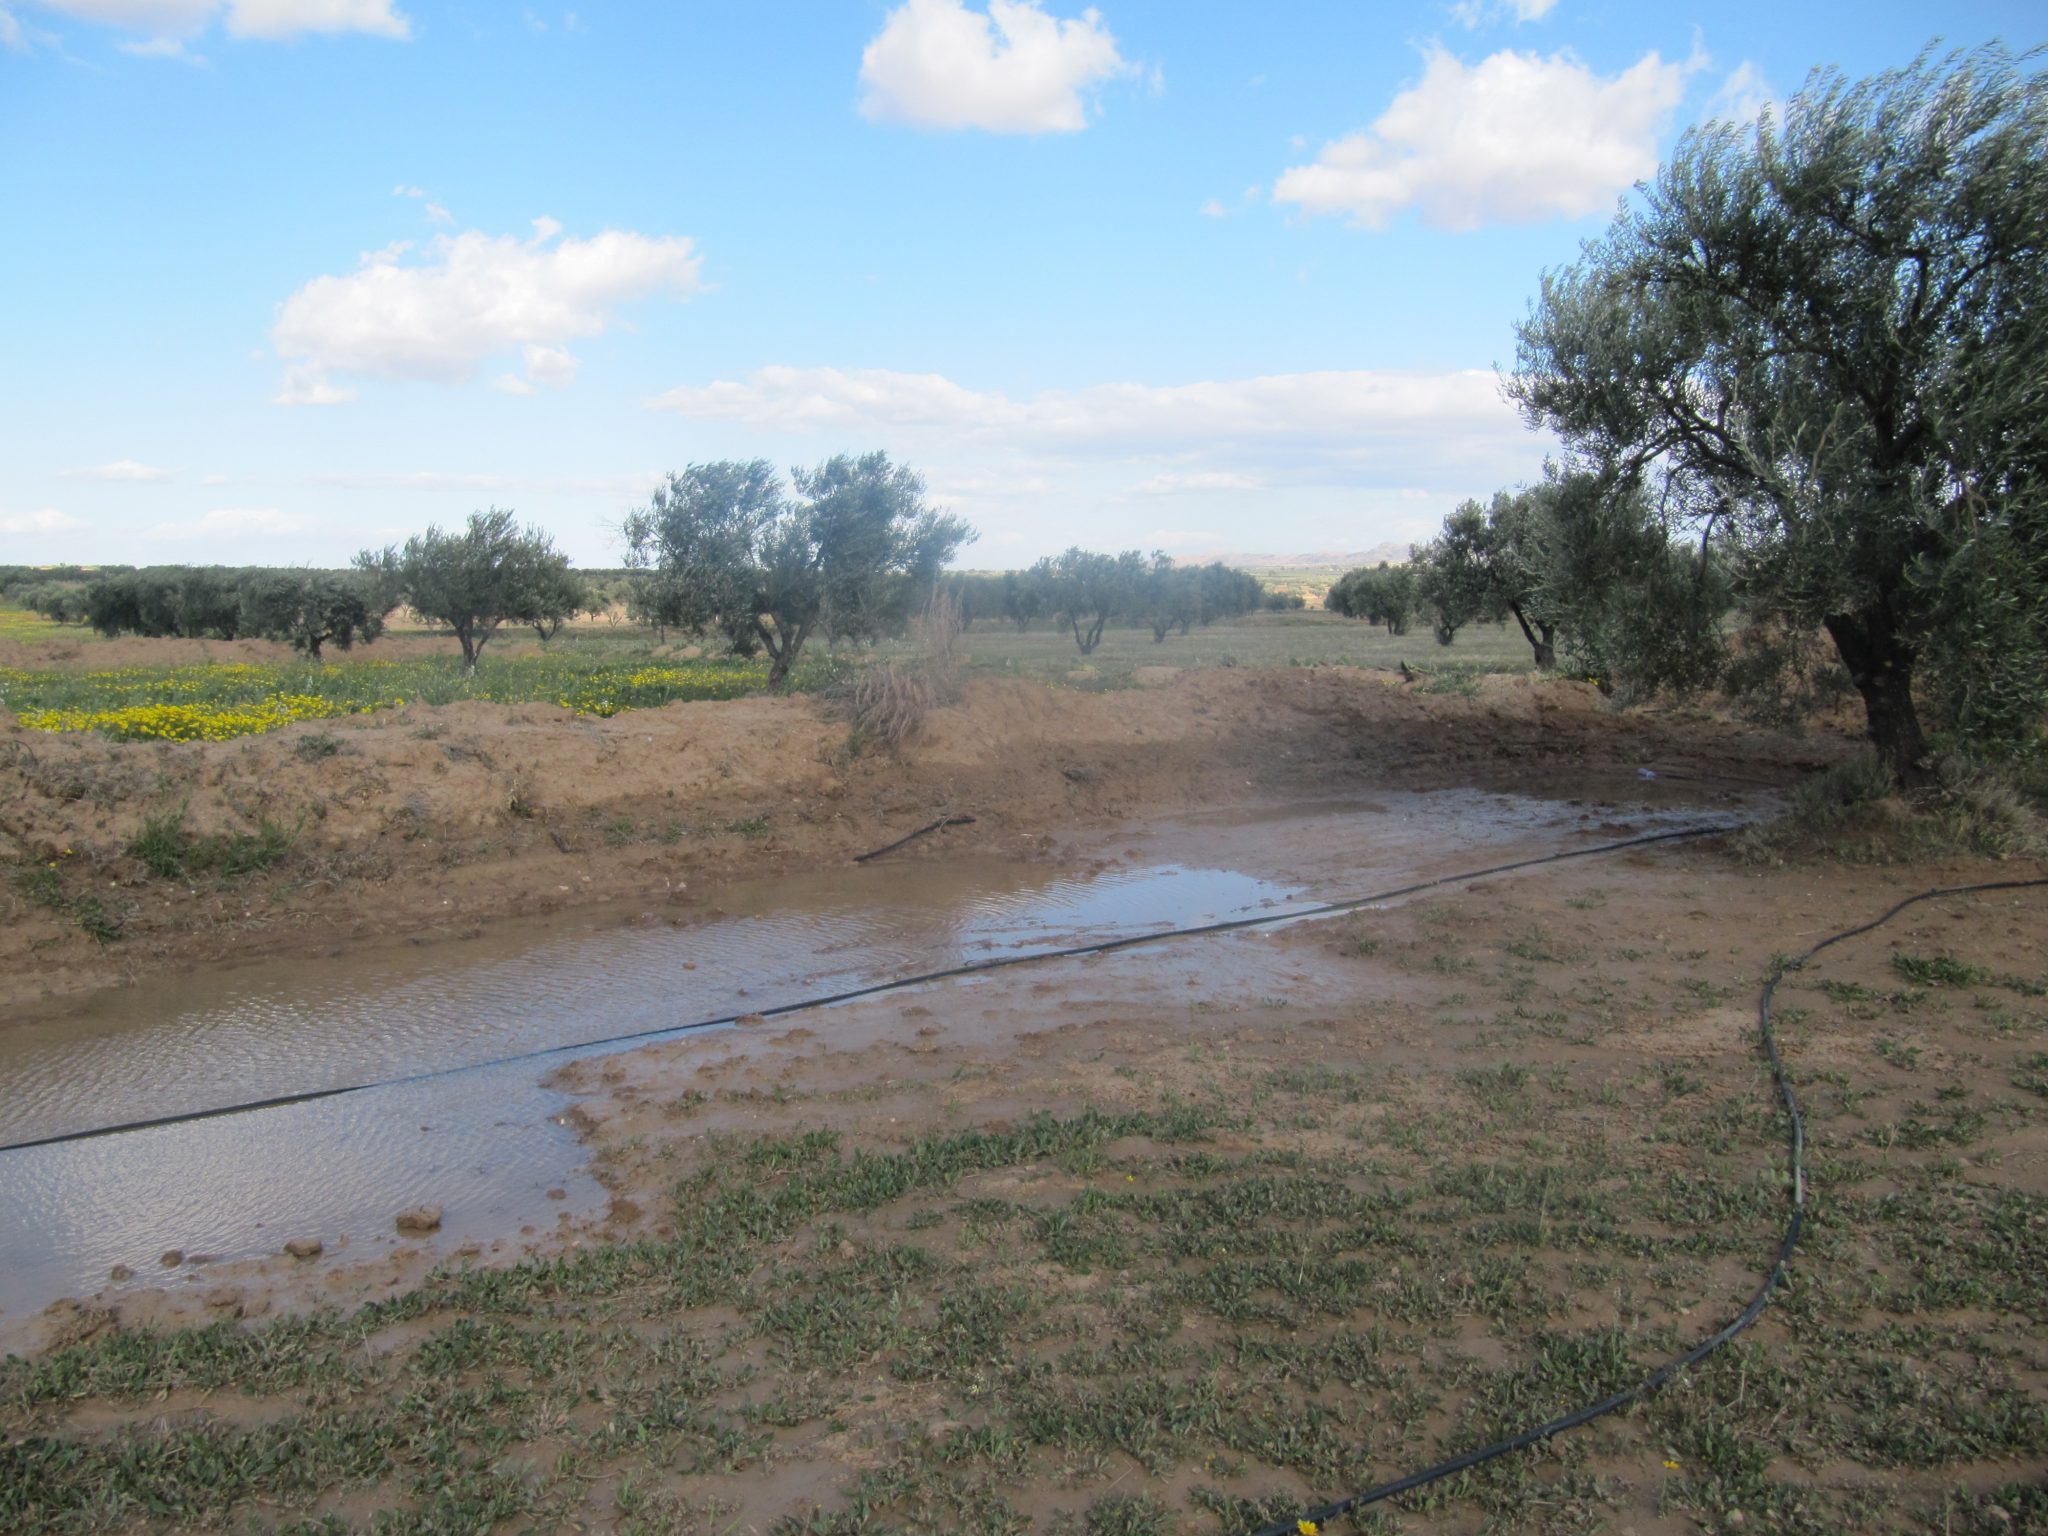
0 606 1536 742
882 608 1534 689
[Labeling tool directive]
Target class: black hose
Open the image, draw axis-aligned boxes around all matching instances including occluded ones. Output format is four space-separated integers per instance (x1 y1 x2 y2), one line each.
1 824 1725 1155
1245 872 2048 1536
852 814 978 863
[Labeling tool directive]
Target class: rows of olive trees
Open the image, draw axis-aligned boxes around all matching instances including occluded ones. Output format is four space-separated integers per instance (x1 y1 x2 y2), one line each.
58 513 593 671
940 551 1268 653
64 566 394 660
1333 472 1726 694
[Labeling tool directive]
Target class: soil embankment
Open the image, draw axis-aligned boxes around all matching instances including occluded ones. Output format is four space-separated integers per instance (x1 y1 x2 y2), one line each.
0 669 1833 1014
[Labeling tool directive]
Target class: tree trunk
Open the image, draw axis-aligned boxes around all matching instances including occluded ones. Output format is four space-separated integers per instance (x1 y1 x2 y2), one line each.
762 617 807 688
458 627 479 677
1508 603 1556 671
1823 611 1932 786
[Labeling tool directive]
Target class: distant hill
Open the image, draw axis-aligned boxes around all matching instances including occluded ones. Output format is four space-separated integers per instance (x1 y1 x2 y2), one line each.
1200 543 1411 571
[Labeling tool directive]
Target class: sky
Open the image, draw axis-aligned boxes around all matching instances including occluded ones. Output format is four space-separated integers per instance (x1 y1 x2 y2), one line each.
1 1 2037 571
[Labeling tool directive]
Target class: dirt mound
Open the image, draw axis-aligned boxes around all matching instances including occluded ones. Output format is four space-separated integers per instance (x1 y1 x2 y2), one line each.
0 669 1847 1013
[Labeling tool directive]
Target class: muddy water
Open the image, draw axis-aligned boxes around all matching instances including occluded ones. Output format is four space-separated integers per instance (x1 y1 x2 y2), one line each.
0 789 1745 1327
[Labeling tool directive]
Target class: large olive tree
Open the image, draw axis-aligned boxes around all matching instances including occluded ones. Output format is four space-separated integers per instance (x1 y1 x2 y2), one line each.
624 453 972 687
1511 45 2048 781
359 509 581 676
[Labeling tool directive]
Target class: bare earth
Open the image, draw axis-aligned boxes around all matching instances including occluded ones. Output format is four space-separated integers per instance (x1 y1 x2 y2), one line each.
7 672 2045 1534
1 669 1829 1015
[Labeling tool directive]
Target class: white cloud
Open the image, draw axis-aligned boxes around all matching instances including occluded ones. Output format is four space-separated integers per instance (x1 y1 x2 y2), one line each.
1144 528 1225 549
1198 198 1227 218
143 507 308 540
1273 45 1693 229
275 365 357 406
223 0 406 39
393 183 425 198
423 201 452 224
116 31 202 57
271 217 703 402
1450 0 1557 27
309 469 511 492
1130 471 1264 495
200 472 231 484
1 7 27 48
0 508 85 534
651 364 1517 458
61 458 173 481
1705 60 1775 129
859 0 1135 134
27 0 213 32
646 363 1544 557
18 0 404 42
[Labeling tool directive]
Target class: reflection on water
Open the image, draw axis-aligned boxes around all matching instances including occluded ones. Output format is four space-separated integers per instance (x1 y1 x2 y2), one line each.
0 789 1748 1327
1 860 1300 1147
0 856 1304 1321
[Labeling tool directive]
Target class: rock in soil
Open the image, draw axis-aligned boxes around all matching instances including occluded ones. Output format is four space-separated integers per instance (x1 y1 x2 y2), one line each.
394 1205 442 1235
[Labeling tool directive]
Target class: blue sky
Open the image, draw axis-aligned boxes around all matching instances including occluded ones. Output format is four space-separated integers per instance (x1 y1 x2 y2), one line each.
1 1 2036 570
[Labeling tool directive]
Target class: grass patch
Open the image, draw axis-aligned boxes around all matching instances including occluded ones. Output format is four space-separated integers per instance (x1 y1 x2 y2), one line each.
128 806 296 880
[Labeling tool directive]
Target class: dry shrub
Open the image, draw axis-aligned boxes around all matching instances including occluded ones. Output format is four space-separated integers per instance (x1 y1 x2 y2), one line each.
1736 751 2048 865
841 591 964 753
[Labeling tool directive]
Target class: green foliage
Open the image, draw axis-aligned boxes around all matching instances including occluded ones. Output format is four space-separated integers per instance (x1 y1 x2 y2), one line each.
1789 755 1898 835
1030 547 1146 655
1532 470 1730 698
625 453 972 686
1325 560 1416 635
1511 44 2048 779
84 566 250 640
128 806 296 880
360 509 582 676
237 569 391 660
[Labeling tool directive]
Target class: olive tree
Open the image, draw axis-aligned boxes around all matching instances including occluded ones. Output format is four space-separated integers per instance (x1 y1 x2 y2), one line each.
1035 548 1146 655
624 453 973 687
1511 46 2048 781
1326 562 1416 635
359 509 580 676
240 570 392 660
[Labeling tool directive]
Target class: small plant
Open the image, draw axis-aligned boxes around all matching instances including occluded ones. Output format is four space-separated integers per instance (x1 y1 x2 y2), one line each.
1790 753 1897 834
128 806 297 881
1894 953 1993 988
292 733 342 760
11 858 123 943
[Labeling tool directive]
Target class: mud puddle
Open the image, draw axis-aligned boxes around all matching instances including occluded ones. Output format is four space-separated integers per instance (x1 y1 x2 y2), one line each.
0 788 1748 1332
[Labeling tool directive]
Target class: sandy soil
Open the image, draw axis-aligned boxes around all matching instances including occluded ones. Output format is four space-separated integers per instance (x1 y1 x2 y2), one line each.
0 669 1837 1015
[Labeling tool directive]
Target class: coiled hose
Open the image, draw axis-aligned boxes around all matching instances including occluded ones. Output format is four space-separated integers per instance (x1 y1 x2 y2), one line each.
1247 873 2048 1536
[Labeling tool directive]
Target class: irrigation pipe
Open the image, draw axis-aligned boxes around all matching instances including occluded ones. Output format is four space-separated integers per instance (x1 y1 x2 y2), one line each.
0 823 1724 1155
852 814 978 863
1246 872 2048 1536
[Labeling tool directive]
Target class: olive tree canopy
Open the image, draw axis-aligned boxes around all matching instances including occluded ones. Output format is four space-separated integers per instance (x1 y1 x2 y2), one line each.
1510 44 2048 781
624 452 973 686
359 509 582 676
